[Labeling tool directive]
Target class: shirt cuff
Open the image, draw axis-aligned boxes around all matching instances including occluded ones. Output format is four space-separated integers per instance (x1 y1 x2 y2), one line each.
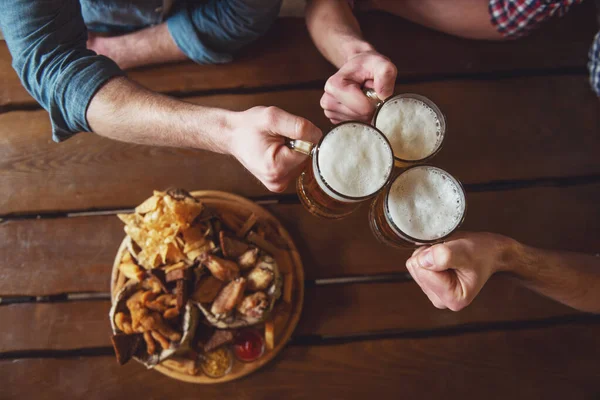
51 55 126 142
166 2 234 65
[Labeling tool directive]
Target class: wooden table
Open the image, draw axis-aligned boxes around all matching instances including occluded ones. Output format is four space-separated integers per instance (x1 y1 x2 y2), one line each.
1 4 600 398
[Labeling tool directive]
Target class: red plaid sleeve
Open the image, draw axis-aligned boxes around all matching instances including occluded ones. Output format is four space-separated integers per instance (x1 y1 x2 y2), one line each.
489 0 584 38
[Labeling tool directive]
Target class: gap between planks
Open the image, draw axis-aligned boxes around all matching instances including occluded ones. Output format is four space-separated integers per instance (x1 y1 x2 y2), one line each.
0 66 588 115
1 313 599 361
0 272 414 305
2 174 600 222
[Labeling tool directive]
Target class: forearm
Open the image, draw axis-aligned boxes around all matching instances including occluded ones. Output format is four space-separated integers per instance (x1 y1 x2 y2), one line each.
506 241 600 313
89 24 187 70
87 77 233 152
305 0 373 67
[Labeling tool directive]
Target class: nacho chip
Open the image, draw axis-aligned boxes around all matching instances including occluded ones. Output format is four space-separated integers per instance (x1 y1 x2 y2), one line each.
135 195 161 215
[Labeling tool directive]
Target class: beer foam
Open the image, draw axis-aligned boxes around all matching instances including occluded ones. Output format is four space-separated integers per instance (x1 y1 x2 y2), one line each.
376 97 442 161
387 166 465 241
317 123 393 198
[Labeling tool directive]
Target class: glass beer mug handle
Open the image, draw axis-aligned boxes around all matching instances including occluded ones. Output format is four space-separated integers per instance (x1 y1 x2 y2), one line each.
286 139 315 156
362 88 384 108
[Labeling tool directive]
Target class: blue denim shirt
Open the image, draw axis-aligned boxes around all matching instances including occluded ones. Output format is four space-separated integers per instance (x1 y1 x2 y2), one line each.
0 0 282 142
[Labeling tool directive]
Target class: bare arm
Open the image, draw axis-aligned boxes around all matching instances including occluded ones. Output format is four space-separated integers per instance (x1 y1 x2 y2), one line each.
305 0 397 123
406 232 600 313
87 77 322 192
87 24 187 70
305 0 372 68
513 244 600 312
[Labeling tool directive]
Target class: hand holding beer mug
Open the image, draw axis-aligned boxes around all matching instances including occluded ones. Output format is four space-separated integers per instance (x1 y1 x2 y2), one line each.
289 122 395 219
366 90 446 167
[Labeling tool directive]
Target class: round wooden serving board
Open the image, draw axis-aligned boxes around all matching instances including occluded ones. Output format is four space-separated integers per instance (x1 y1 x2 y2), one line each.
111 190 305 384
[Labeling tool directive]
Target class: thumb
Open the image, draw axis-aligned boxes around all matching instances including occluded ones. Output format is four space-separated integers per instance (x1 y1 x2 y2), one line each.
373 60 397 100
267 108 322 144
413 244 452 272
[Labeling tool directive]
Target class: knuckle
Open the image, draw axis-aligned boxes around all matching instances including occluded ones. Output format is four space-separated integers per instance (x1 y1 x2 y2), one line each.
294 118 309 136
262 106 280 125
324 76 341 94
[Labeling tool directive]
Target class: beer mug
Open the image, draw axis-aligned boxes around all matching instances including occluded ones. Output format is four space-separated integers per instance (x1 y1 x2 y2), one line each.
369 165 467 248
289 121 395 219
365 89 446 168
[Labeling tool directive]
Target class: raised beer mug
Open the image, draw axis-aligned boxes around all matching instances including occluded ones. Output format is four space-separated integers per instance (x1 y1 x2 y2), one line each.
289 121 395 219
369 165 467 248
364 89 446 168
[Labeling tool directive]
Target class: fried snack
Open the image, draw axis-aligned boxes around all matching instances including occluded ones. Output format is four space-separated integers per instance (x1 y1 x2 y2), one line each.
166 267 193 283
162 357 199 376
211 278 246 316
115 312 134 334
191 276 223 303
204 330 235 352
219 231 250 258
144 331 156 355
200 254 239 282
264 321 275 351
163 307 180 319
246 231 280 256
118 260 145 282
151 330 171 350
237 248 259 270
146 294 176 312
246 266 274 291
237 292 269 319
111 333 143 365
219 212 245 232
236 213 258 238
118 190 203 270
175 280 189 310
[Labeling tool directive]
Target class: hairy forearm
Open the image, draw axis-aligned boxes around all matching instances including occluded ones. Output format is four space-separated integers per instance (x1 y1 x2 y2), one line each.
305 0 373 67
89 23 187 70
87 77 233 152
506 242 600 313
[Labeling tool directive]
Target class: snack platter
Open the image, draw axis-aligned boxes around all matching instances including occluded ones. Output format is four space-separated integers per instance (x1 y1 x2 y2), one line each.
110 190 304 383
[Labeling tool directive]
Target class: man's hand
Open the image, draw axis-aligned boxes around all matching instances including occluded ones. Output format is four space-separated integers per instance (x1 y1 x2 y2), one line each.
228 106 323 193
405 232 518 311
321 50 397 124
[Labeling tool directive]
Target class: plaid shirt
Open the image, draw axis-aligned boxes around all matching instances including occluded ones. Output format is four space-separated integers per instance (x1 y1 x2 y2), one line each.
489 0 599 96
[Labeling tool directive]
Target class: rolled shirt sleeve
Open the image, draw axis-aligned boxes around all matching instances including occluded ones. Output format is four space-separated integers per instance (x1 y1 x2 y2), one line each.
167 0 282 64
0 0 126 142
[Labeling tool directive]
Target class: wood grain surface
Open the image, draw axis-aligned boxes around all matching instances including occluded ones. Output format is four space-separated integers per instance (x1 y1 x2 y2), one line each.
1 76 598 215
3 323 599 399
0 276 579 353
0 2 596 108
1 184 599 296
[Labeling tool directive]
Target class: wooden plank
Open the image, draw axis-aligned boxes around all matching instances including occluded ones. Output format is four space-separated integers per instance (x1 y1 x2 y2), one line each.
2 324 599 399
1 2 596 108
1 184 599 296
1 75 599 215
0 276 578 353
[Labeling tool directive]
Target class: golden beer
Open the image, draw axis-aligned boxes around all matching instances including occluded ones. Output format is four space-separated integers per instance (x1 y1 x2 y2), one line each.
369 165 466 247
295 122 394 219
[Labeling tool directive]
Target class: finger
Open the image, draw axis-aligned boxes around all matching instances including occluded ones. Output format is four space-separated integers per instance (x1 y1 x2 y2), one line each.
265 107 322 144
411 244 453 272
324 73 375 118
372 60 397 100
324 110 367 124
417 268 466 311
320 92 364 120
406 262 447 309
